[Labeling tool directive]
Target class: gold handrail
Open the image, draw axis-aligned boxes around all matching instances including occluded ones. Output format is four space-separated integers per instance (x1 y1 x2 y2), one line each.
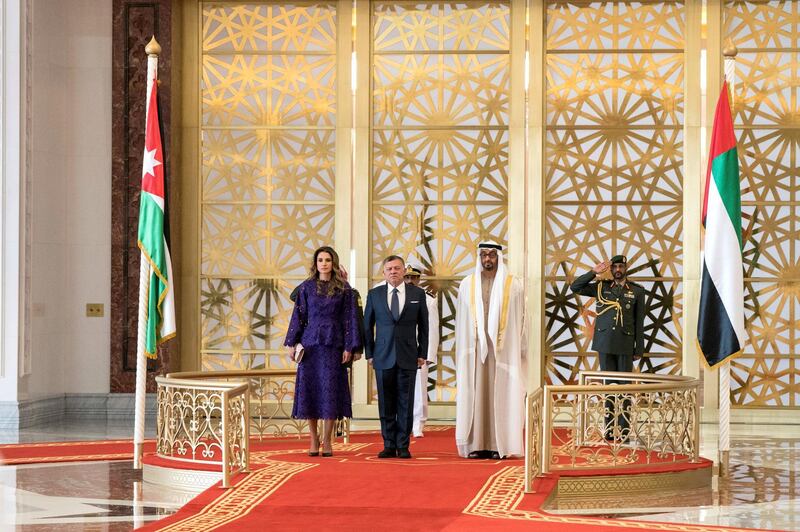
525 371 702 491
166 369 299 379
579 371 693 384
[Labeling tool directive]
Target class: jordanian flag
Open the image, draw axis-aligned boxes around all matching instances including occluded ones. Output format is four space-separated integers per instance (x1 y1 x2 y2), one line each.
698 81 745 368
138 78 176 358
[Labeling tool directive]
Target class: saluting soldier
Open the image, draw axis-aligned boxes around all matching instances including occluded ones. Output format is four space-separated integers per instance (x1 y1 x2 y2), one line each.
570 255 646 441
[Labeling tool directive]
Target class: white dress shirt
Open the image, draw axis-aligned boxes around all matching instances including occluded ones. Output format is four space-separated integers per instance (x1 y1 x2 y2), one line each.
386 280 406 316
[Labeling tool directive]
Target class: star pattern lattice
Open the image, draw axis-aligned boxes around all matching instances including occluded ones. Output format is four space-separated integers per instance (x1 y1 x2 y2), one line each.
200 4 337 370
370 2 511 402
543 1 685 385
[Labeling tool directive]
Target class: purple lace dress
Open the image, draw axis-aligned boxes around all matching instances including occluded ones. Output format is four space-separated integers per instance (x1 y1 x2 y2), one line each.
285 279 362 420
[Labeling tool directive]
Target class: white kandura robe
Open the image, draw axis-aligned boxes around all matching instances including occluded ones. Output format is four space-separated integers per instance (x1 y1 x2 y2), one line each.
455 275 527 458
413 292 440 433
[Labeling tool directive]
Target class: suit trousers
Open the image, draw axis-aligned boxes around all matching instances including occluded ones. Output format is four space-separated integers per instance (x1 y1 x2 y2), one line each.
375 365 417 450
598 352 633 440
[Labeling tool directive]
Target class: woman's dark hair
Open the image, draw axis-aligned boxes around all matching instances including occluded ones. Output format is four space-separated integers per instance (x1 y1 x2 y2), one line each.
309 246 345 296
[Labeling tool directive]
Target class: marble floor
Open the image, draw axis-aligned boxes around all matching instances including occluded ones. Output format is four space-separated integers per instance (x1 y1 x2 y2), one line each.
1 420 799 530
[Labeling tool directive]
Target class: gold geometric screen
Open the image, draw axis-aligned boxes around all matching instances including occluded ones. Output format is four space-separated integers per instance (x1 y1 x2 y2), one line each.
725 1 800 406
199 3 338 371
543 1 685 386
370 2 511 402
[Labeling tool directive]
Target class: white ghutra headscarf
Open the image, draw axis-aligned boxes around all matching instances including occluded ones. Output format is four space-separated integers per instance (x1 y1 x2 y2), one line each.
473 241 507 363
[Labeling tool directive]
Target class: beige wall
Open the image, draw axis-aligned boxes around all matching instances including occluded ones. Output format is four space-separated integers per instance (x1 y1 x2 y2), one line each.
26 0 112 399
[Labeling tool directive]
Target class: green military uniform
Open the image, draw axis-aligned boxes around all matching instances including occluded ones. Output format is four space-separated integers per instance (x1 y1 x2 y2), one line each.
569 256 647 441
569 265 646 367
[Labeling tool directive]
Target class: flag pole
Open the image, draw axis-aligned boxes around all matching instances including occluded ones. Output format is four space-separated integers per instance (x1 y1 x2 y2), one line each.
133 36 161 470
718 42 738 477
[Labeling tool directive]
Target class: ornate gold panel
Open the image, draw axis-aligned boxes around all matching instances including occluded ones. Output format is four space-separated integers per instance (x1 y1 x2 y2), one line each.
201 203 334 277
202 4 337 53
202 129 336 203
373 54 510 126
199 3 338 371
370 1 511 402
724 1 800 50
373 2 510 52
724 1 800 406
546 2 685 51
200 278 295 351
543 1 685 386
201 54 337 126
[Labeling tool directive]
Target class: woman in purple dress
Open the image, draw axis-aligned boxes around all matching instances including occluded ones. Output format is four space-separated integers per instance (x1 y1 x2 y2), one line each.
285 246 362 457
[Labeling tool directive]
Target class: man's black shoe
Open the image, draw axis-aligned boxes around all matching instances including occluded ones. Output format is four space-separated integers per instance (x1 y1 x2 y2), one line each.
468 450 491 459
489 451 502 460
398 448 412 459
377 448 397 458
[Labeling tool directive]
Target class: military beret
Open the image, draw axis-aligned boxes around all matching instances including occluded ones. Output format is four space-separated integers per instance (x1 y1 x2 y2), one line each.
610 255 627 265
405 265 422 276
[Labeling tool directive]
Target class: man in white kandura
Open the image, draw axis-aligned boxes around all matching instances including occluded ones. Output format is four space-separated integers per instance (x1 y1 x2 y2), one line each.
403 265 440 438
455 242 527 459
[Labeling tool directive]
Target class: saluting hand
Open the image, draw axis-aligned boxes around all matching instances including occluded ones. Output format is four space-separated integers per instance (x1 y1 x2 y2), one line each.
592 260 610 275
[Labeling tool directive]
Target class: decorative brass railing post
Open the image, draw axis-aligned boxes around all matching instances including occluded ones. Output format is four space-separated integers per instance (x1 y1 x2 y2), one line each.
692 387 701 463
243 388 251 473
541 386 553 475
221 388 230 488
524 392 532 493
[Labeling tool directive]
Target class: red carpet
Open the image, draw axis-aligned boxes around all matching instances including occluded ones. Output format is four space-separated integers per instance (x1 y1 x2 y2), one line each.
139 428 749 532
0 439 157 465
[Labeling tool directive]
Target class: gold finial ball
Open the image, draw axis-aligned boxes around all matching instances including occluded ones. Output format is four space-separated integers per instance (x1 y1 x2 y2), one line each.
723 41 738 58
145 36 161 57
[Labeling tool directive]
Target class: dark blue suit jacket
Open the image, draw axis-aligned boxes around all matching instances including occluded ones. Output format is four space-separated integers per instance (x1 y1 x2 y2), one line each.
364 283 429 371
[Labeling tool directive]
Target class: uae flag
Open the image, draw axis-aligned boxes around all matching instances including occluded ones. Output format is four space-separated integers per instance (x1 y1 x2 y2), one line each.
697 81 745 368
138 78 176 358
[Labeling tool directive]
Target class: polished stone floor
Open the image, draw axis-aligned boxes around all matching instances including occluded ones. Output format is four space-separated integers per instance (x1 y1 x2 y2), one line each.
1 420 798 530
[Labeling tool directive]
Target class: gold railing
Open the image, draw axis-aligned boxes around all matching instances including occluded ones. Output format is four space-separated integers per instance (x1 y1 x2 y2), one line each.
524 387 544 492
525 371 701 493
167 370 351 442
155 369 352 488
155 376 250 488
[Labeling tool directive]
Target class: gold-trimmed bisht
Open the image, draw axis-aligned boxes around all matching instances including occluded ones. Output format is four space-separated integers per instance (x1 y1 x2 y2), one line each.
469 274 514 350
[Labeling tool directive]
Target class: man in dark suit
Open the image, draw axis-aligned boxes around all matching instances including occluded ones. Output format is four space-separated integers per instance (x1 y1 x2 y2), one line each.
364 255 429 458
570 254 647 441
